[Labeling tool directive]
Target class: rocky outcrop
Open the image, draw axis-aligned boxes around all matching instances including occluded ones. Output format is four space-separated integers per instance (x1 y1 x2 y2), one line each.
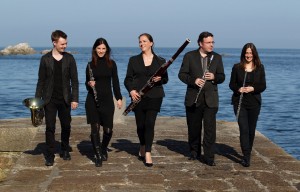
40 49 78 55
0 43 36 55
40 49 51 54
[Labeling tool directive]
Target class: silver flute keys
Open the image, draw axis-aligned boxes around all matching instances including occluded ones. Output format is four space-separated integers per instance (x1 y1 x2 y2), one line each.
236 71 247 121
88 63 100 108
194 55 214 104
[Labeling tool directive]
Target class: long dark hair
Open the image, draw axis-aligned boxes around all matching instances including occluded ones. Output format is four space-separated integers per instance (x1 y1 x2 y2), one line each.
240 43 262 70
139 33 155 54
91 38 112 68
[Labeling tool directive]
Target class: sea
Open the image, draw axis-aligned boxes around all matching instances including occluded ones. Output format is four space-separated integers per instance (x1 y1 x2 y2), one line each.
0 47 299 160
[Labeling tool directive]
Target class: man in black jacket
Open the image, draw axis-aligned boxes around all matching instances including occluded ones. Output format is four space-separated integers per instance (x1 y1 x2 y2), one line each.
35 30 79 166
178 31 225 166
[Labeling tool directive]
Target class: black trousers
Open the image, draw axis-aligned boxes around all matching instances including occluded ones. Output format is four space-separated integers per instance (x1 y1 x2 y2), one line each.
133 97 162 153
234 105 261 158
186 102 218 161
44 100 71 157
134 108 158 153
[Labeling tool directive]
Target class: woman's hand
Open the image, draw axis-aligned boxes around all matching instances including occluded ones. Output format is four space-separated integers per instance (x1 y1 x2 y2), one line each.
130 90 141 102
116 99 123 109
88 81 95 87
152 76 161 82
239 86 254 93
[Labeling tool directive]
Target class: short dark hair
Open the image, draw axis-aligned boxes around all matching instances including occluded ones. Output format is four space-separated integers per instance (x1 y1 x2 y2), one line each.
197 31 213 44
51 30 67 42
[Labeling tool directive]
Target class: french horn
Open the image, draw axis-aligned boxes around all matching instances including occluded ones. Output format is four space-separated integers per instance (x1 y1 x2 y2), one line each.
23 97 45 127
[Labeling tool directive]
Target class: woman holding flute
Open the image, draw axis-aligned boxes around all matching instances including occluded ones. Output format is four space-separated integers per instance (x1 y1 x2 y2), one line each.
229 43 266 167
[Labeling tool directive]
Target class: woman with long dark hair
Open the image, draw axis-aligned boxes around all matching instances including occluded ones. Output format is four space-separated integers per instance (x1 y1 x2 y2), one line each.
85 38 123 167
229 43 266 167
124 33 168 167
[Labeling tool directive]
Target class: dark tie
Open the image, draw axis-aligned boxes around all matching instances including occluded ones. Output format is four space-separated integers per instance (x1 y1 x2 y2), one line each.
202 57 208 73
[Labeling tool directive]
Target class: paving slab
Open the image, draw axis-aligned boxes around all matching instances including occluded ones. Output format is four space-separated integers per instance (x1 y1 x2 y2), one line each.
0 116 299 191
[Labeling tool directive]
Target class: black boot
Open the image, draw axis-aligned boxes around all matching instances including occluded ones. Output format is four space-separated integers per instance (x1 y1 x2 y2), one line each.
94 147 102 167
60 141 72 160
101 128 112 161
241 156 250 167
91 133 102 167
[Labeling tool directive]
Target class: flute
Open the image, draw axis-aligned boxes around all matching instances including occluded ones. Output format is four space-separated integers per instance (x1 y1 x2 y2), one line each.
88 63 100 108
236 71 247 121
194 55 214 104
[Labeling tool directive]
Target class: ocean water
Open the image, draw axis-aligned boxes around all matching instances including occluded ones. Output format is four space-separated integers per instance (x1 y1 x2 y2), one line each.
0 47 299 160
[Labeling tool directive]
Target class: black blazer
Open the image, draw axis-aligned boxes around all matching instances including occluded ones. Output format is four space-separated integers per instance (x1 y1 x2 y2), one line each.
35 51 79 105
229 63 266 106
178 49 225 107
124 53 168 98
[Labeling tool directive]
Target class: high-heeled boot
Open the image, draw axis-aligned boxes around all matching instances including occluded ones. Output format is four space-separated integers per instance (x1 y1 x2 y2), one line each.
91 133 102 167
101 128 112 161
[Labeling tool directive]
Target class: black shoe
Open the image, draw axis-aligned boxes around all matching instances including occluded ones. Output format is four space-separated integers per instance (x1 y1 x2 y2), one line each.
241 159 250 167
95 157 102 167
45 158 54 166
144 162 153 167
60 150 71 160
188 151 197 160
138 155 145 161
204 159 216 166
102 149 108 161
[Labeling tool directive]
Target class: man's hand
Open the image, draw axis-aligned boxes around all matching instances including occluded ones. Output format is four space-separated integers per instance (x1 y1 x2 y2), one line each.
71 102 78 110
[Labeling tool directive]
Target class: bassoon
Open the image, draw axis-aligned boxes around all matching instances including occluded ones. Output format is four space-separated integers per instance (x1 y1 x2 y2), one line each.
88 63 100 108
123 38 191 116
194 54 214 104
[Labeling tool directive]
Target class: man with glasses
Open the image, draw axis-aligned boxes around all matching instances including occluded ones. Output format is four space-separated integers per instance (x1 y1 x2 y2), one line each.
178 31 225 166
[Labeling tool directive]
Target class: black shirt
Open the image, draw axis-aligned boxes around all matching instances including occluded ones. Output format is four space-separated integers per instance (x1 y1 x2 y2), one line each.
52 57 64 101
243 71 259 108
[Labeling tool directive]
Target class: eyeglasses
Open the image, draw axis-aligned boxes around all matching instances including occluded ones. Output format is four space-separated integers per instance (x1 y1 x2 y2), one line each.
203 41 215 44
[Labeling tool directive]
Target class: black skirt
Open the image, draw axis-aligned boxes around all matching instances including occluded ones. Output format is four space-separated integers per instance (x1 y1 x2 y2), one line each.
85 93 115 128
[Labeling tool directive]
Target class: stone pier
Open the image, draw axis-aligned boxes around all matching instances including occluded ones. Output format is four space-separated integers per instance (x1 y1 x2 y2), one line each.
0 116 299 191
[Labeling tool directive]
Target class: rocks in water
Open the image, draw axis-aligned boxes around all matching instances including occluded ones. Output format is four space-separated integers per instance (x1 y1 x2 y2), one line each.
0 43 78 56
40 49 51 54
40 49 78 55
0 43 36 55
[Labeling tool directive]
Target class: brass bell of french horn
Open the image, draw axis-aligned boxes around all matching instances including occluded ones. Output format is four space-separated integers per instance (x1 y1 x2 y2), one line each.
23 97 45 127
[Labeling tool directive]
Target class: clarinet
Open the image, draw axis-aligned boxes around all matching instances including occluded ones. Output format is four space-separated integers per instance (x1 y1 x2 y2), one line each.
88 63 100 108
123 38 191 116
236 71 247 121
194 55 214 104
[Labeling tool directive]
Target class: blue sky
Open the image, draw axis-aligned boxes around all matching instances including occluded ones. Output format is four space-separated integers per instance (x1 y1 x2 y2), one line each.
1 0 299 49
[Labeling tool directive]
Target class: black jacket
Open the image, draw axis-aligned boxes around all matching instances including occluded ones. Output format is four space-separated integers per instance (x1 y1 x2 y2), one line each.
124 53 168 98
35 51 79 105
178 49 225 107
229 63 266 106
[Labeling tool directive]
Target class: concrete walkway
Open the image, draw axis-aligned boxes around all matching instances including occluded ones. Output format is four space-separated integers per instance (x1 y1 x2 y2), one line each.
0 116 299 191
